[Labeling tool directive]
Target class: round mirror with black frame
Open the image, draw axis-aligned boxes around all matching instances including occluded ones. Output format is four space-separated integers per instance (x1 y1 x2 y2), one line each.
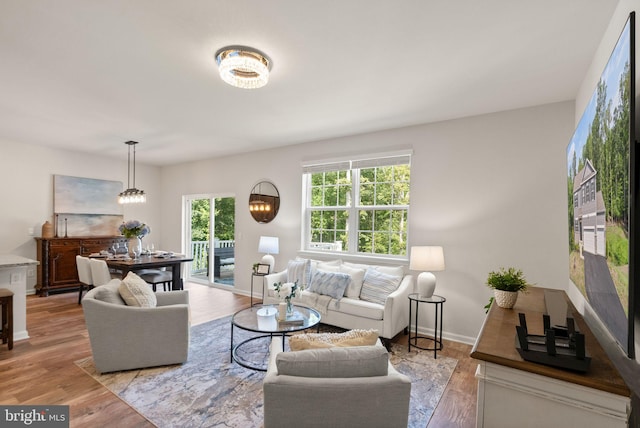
249 181 280 223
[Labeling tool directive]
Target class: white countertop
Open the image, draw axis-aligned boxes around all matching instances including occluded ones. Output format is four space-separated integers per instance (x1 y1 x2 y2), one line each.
0 255 39 268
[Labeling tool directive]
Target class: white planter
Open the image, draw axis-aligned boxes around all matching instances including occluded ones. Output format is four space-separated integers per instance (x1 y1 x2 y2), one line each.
494 290 518 309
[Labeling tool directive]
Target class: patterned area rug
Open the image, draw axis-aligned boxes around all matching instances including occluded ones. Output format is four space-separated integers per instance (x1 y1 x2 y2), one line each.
76 316 457 427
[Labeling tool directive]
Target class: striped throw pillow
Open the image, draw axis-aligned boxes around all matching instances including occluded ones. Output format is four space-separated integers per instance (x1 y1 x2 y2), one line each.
287 258 311 287
359 268 402 305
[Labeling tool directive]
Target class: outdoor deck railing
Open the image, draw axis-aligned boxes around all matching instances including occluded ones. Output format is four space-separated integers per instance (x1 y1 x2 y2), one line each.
190 240 234 275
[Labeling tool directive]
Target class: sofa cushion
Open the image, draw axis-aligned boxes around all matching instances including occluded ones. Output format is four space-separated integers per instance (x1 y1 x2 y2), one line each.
328 297 385 320
93 279 126 305
343 262 404 279
308 269 351 299
310 258 341 270
289 329 380 351
287 259 311 287
276 345 388 378
359 268 402 305
314 263 366 299
119 272 157 308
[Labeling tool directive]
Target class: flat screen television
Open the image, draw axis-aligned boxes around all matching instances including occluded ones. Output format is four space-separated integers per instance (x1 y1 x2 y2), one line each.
566 12 636 358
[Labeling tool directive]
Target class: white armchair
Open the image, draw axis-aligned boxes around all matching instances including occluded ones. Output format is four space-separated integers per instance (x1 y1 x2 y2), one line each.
263 336 411 428
82 279 190 373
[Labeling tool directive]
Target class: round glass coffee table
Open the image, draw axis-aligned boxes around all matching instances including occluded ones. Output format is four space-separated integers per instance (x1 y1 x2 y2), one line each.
230 304 321 371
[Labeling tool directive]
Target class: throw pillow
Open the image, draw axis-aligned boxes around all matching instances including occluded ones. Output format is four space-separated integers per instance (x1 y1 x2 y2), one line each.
343 262 403 279
338 265 366 298
307 269 351 300
359 268 402 305
289 329 379 351
287 258 311 287
92 279 126 305
118 272 157 308
311 263 364 298
372 265 404 278
276 345 388 378
316 260 342 271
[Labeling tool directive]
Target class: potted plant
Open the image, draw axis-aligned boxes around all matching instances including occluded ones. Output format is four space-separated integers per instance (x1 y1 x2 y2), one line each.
486 267 530 309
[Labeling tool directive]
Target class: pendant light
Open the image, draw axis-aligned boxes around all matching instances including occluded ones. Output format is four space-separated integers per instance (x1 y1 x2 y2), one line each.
118 140 146 204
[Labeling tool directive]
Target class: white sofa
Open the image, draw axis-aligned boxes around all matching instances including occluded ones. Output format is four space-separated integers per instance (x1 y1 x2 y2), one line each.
264 259 413 340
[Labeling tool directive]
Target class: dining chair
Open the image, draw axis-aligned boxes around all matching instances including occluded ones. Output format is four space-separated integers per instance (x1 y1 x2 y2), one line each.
138 269 173 292
90 258 116 287
76 255 94 304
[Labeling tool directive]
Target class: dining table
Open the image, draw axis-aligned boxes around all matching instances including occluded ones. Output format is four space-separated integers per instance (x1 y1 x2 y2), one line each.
105 254 194 290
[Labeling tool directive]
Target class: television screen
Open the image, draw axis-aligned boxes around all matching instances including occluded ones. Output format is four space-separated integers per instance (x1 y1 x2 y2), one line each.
566 12 635 357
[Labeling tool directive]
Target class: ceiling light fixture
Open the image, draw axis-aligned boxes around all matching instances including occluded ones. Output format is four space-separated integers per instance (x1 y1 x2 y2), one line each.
215 46 271 89
118 140 146 204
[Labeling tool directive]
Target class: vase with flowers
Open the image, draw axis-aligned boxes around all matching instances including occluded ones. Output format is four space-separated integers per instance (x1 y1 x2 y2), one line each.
274 281 299 317
119 220 151 259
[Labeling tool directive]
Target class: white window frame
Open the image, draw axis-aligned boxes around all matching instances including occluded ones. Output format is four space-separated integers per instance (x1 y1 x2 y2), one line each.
301 150 412 260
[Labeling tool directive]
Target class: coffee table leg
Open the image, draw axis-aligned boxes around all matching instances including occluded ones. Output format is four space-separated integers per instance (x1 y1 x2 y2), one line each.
230 323 234 363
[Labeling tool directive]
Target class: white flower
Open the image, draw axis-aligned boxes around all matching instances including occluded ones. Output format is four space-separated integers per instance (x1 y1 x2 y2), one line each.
275 281 298 301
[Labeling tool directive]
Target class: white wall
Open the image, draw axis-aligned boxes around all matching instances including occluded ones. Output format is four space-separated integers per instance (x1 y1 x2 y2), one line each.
161 100 574 344
0 101 574 343
0 138 162 292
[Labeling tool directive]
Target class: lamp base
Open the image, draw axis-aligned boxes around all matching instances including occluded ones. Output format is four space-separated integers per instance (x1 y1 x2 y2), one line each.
261 254 275 274
417 272 437 298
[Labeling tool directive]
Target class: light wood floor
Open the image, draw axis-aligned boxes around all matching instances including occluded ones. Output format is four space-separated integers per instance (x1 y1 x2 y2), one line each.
0 283 477 427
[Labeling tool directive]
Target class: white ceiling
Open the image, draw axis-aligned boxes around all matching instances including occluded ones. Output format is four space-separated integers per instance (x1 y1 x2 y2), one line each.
0 1 618 166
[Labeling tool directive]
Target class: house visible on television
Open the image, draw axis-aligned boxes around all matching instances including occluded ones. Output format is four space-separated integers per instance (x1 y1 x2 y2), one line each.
573 159 606 256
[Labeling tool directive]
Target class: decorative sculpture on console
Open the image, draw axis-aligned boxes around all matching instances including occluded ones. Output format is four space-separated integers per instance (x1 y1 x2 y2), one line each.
515 312 590 373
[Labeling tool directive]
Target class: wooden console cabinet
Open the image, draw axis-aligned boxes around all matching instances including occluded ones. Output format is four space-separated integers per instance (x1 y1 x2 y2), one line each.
35 236 127 296
471 288 630 427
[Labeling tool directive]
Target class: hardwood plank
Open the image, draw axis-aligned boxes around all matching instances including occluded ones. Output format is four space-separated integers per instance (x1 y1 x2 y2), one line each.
0 282 478 427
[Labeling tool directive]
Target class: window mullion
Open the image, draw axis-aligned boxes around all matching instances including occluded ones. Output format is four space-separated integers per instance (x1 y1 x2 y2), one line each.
348 168 360 254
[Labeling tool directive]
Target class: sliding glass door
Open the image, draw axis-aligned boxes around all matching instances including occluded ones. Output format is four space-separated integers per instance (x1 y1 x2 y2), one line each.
185 194 235 286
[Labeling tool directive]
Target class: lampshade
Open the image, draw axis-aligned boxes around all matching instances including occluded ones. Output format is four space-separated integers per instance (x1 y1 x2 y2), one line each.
410 246 445 298
258 236 279 274
215 46 271 89
258 236 279 254
118 140 146 204
409 246 445 272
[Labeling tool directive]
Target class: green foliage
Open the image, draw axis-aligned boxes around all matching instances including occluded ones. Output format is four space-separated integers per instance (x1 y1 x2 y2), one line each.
191 199 210 241
484 297 494 314
567 62 631 239
190 197 235 242
606 224 629 266
214 197 235 241
486 267 529 292
308 164 410 256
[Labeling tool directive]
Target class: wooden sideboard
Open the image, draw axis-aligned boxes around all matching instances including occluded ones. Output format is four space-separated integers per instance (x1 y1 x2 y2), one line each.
35 236 127 296
471 287 630 427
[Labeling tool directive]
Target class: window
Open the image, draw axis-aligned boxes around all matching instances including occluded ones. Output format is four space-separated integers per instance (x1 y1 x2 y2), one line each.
303 152 411 258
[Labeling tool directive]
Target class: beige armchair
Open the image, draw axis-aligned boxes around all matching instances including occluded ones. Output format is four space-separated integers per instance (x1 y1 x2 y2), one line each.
263 336 411 428
82 279 190 373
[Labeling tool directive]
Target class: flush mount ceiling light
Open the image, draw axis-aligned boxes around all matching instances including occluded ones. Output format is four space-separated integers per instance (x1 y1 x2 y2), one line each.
118 140 146 204
215 46 271 89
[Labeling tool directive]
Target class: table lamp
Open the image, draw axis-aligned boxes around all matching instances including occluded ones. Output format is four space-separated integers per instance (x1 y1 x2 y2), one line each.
409 246 445 298
258 236 279 273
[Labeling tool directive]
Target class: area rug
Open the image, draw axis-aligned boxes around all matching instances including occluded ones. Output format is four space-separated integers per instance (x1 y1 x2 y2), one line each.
76 316 457 427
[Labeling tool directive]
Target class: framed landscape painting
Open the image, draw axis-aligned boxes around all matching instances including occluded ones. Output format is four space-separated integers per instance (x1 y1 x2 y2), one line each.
54 175 123 215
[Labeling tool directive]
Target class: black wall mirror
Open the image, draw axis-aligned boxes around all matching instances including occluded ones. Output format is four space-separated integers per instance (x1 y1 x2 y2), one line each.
249 181 280 223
